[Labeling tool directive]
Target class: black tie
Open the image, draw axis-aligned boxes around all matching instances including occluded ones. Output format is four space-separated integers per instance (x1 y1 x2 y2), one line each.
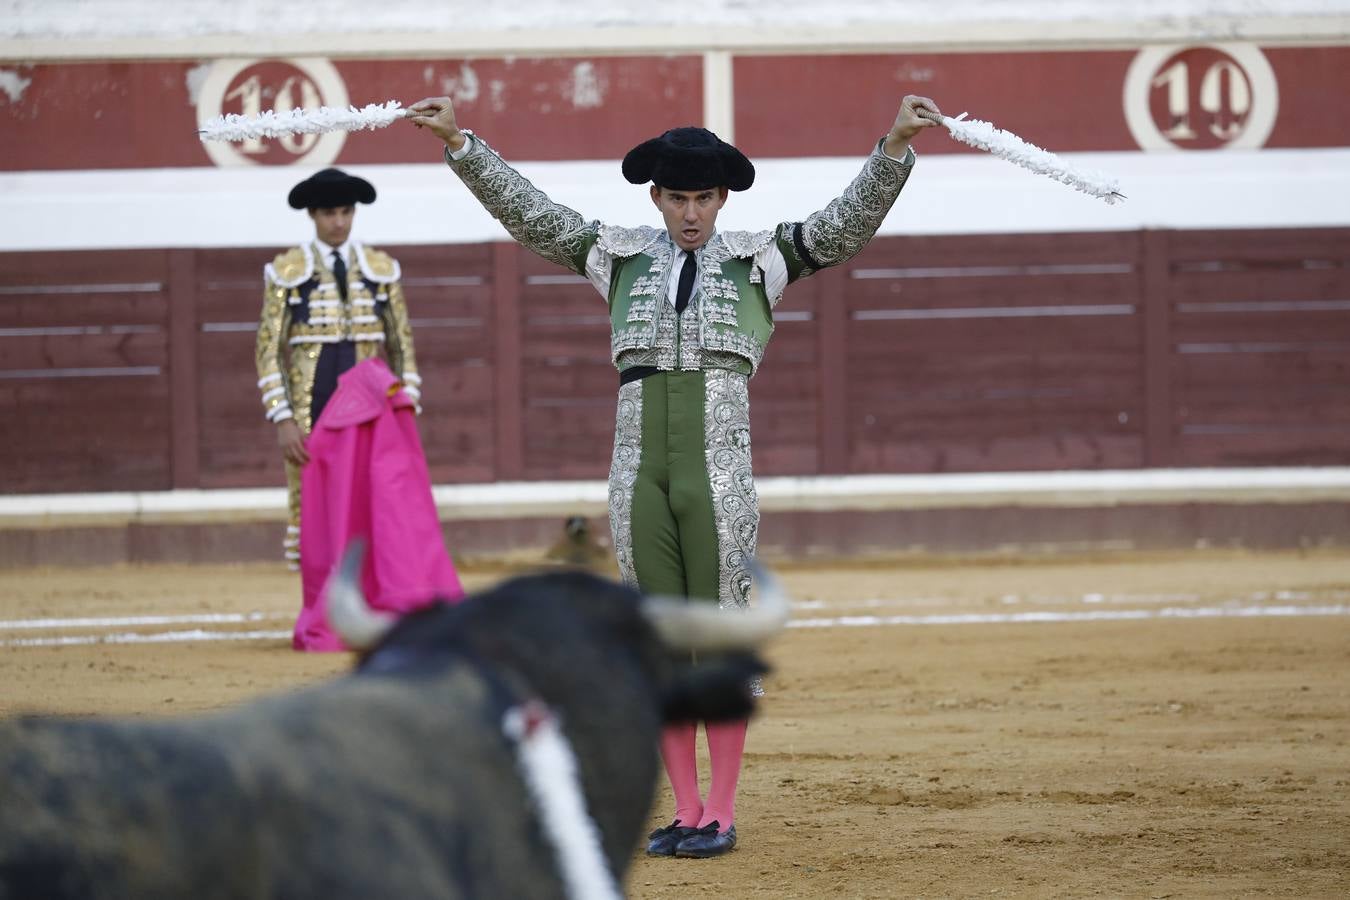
674 249 697 315
331 250 348 301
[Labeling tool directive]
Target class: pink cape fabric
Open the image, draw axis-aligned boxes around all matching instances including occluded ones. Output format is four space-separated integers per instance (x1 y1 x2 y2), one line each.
296 358 464 651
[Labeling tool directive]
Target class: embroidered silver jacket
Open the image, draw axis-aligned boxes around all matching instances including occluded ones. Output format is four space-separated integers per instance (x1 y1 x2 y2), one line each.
444 133 915 374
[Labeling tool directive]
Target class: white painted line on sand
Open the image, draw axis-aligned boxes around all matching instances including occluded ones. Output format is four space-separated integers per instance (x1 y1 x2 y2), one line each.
1 629 293 648
787 604 1350 629
4 603 1349 648
0 612 290 631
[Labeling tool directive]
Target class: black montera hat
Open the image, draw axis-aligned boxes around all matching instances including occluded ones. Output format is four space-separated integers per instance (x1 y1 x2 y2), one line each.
622 127 755 192
287 168 377 210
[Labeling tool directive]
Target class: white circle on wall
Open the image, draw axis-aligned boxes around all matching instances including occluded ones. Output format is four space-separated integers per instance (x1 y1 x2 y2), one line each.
196 58 350 168
1122 43 1279 152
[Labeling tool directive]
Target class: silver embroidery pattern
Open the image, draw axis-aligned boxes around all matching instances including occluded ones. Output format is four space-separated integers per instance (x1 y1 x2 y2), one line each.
626 298 658 324
702 330 766 373
708 229 775 262
678 302 703 370
802 141 914 269
607 382 644 588
703 299 739 327
446 138 597 272
630 275 664 296
703 370 758 611
702 277 740 302
598 224 664 257
703 369 762 695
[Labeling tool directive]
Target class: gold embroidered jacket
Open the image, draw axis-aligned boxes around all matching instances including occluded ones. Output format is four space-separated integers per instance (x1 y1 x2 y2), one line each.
255 241 421 433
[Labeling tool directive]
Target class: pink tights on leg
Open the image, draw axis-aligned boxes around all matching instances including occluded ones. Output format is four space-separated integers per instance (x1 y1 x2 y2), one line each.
699 719 748 832
659 722 703 827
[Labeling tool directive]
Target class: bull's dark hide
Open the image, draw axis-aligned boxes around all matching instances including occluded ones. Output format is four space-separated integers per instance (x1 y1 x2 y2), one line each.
0 571 765 900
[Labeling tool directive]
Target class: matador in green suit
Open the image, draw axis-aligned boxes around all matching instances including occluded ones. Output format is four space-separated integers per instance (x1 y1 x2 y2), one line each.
409 91 942 859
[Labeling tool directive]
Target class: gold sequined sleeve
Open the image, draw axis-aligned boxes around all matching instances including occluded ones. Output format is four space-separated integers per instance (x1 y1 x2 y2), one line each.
381 277 423 411
255 276 294 424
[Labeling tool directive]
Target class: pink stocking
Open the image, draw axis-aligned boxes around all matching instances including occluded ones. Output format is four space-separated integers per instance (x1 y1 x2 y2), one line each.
699 719 748 831
659 722 703 827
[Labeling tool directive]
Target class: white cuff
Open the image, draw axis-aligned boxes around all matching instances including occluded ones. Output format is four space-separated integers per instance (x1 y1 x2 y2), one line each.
880 141 917 165
445 130 476 162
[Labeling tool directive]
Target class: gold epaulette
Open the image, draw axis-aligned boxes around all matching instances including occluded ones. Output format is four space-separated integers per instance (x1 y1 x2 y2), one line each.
355 244 402 284
263 246 314 289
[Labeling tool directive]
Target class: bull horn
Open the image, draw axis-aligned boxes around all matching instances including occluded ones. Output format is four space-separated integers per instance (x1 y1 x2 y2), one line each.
324 539 398 650
642 560 790 652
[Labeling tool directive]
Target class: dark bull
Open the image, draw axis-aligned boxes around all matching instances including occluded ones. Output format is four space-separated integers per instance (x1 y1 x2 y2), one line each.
0 544 787 899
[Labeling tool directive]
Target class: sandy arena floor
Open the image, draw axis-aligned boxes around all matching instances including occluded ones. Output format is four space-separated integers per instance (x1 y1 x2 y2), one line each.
2 550 1348 898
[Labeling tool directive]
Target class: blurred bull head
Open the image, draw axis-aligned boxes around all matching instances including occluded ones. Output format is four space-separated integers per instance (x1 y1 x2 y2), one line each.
327 539 788 723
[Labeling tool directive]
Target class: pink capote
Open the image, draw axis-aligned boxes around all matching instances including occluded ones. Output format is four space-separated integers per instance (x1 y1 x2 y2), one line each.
295 358 464 651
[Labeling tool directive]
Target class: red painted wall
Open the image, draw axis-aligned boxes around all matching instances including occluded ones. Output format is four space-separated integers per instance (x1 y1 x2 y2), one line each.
3 45 1347 171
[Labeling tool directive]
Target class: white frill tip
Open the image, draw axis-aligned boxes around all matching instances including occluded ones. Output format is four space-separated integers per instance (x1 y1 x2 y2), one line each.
940 111 1124 205
198 100 406 143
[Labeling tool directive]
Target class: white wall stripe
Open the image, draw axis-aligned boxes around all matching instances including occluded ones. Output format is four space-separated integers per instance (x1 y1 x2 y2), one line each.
3 148 1349 252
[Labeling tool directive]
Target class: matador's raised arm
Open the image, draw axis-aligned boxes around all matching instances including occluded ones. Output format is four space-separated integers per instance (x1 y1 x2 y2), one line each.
406 96 597 274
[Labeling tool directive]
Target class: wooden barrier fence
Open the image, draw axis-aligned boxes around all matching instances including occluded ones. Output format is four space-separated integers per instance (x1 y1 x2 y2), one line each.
2 227 1348 495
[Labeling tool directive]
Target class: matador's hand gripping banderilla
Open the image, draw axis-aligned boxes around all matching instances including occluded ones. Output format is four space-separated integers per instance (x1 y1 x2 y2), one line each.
199 101 1125 204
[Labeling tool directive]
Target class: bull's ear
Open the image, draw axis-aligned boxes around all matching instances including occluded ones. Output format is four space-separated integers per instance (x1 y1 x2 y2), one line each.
661 655 769 723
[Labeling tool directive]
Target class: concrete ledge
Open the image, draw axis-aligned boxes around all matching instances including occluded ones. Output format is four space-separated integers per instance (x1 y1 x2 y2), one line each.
3 468 1349 529
3 468 1349 568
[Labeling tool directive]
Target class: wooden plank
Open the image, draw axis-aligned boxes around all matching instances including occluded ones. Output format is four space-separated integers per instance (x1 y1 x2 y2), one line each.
848 231 1139 268
492 242 524 481
1170 314 1350 343
169 249 200 489
814 267 847 474
1167 268 1350 304
1164 227 1350 262
1175 349 1350 387
522 364 621 398
844 316 1142 353
849 348 1142 385
1140 229 1173 468
1174 386 1350 426
0 375 172 492
848 399 1141 435
0 249 168 286
0 293 168 329
0 331 166 371
1173 430 1350 468
849 434 1144 474
844 271 1140 310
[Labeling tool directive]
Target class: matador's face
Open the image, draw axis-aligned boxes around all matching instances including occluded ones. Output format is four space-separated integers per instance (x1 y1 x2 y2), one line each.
309 205 356 248
650 186 728 252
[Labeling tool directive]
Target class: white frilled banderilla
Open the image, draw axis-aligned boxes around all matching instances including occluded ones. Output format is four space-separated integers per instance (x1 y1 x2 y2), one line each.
197 101 414 143
923 110 1126 204
0 543 789 900
200 100 1125 204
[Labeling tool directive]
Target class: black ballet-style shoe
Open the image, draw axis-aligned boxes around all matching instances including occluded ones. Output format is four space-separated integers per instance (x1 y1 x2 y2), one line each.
645 820 697 857
674 821 737 858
